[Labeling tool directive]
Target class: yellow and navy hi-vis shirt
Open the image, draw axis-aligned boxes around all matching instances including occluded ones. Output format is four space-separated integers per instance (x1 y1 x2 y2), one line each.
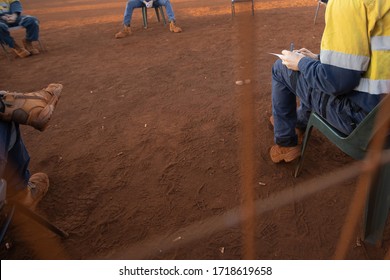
0 0 22 15
321 0 390 96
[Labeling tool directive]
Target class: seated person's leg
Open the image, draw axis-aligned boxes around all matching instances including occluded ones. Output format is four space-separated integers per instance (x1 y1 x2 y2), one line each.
4 123 49 210
0 22 13 47
18 15 40 55
270 60 304 163
1 122 30 194
0 84 63 131
296 102 311 132
0 21 30 58
115 0 142 38
155 0 182 32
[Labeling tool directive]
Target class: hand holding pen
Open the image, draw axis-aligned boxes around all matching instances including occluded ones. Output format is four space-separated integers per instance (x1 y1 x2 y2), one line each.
278 42 304 71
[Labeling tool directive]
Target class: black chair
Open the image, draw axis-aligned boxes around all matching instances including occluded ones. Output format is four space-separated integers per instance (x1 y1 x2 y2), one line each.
141 4 167 29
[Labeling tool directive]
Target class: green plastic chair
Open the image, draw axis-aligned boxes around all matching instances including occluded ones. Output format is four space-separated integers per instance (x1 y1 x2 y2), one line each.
295 103 383 177
362 162 390 246
294 101 390 246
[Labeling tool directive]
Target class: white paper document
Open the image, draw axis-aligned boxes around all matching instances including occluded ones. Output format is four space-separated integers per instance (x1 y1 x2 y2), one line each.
268 53 284 58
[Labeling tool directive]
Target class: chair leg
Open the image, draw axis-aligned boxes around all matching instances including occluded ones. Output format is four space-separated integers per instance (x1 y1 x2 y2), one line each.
158 6 167 25
154 7 161 23
37 40 45 52
361 162 390 247
142 6 148 29
294 125 314 178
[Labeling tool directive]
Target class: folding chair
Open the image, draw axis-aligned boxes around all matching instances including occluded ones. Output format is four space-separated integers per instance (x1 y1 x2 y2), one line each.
1 26 45 60
0 178 68 251
231 0 255 17
294 99 390 246
141 4 167 29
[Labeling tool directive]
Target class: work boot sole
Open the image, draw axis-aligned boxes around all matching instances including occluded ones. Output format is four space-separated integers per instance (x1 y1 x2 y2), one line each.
32 84 63 131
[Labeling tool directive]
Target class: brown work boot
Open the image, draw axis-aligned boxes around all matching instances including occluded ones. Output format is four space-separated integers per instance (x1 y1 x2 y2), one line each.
0 83 63 131
169 21 182 33
270 144 301 163
22 38 40 55
11 43 30 58
115 25 132 39
18 173 49 211
269 115 304 144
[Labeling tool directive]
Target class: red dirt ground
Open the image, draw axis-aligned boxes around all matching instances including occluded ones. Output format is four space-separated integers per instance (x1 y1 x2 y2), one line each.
1 0 389 260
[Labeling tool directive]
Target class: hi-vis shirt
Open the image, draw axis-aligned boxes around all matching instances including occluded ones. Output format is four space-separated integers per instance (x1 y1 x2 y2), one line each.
298 0 389 113
321 0 390 96
0 0 22 16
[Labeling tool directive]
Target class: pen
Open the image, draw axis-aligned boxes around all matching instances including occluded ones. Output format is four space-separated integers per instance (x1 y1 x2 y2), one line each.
290 42 294 52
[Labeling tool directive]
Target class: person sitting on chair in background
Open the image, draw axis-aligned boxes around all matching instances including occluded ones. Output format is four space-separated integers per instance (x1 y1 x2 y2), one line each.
115 0 182 39
0 0 40 58
0 84 63 210
269 0 389 163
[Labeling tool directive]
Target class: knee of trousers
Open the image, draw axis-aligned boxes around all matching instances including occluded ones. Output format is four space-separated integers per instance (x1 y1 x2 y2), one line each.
19 16 40 27
157 0 169 5
272 59 285 76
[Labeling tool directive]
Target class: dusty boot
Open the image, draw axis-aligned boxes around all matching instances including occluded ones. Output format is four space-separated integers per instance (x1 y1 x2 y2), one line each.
169 21 182 33
22 38 40 55
0 83 63 131
15 173 49 211
115 25 132 39
270 144 301 163
11 42 30 58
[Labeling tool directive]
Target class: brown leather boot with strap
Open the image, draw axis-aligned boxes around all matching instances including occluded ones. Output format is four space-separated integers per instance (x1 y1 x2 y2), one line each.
115 25 132 39
169 21 182 33
22 38 40 55
0 84 63 131
11 42 30 58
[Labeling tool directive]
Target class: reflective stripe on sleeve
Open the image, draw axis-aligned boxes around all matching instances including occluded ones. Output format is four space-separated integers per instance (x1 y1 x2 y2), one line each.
371 36 390 51
320 50 370 71
355 78 390 95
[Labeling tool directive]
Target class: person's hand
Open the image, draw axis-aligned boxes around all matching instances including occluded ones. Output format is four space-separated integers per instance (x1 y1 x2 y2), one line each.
7 13 18 23
296 48 319 60
280 50 304 71
1 13 18 23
